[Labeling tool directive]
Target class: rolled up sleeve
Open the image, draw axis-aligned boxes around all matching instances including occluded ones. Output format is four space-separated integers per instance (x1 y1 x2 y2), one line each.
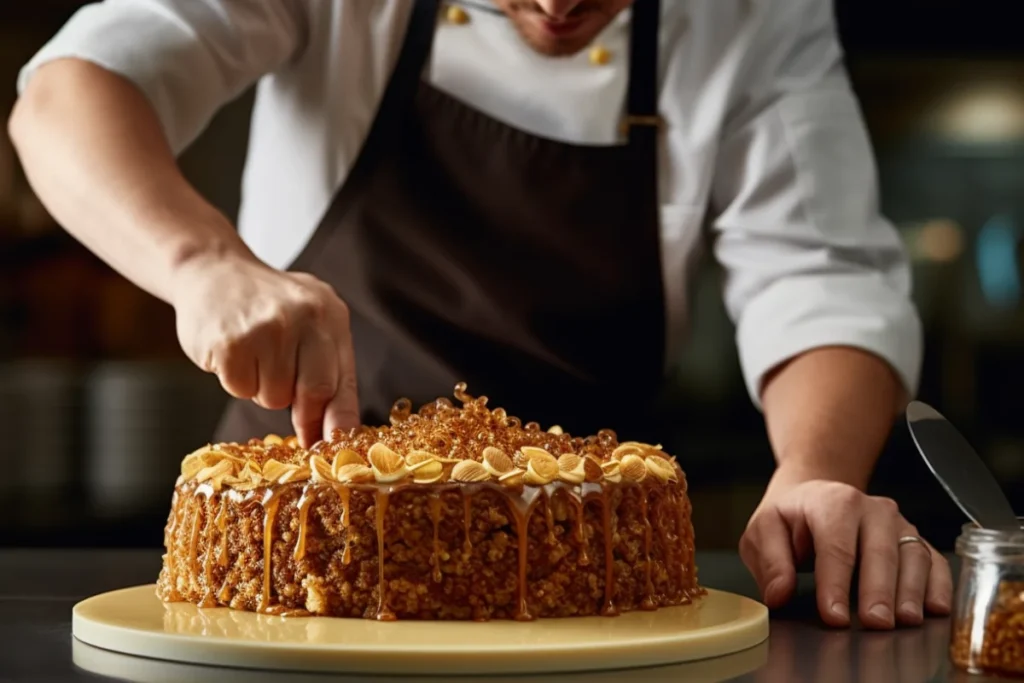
710 0 922 407
17 0 304 153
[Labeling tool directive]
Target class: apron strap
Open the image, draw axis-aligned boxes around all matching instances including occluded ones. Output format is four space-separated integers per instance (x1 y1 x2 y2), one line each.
357 0 442 165
624 0 662 144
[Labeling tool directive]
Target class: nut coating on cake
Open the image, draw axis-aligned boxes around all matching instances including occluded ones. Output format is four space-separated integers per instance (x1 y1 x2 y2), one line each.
157 384 702 620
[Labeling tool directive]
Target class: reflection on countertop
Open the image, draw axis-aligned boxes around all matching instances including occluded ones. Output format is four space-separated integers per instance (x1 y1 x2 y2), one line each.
69 609 990 683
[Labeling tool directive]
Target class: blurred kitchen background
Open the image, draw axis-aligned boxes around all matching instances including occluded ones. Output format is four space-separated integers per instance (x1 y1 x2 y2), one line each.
1 0 1022 550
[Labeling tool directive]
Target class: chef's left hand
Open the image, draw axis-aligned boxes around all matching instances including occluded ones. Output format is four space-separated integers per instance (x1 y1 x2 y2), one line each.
739 475 953 629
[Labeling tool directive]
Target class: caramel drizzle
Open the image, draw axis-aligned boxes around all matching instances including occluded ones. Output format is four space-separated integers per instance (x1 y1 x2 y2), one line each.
507 486 543 621
639 487 656 610
165 492 183 597
212 495 231 604
294 484 315 562
335 485 353 565
201 505 217 605
585 482 618 616
374 489 396 621
216 497 230 567
567 489 589 566
259 493 281 612
187 497 203 577
429 494 443 583
217 577 233 605
543 486 557 545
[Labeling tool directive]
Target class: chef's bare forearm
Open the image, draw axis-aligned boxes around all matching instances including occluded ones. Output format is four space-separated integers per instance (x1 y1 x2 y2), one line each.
8 58 253 304
759 346 906 491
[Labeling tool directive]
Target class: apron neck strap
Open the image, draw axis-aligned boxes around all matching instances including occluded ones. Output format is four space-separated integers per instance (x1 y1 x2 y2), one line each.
626 0 661 121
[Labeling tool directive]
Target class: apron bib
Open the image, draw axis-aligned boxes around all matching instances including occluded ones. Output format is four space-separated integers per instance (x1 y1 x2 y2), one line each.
217 0 668 442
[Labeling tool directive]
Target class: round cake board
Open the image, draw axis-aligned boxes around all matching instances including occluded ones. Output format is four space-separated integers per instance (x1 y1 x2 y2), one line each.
72 586 769 676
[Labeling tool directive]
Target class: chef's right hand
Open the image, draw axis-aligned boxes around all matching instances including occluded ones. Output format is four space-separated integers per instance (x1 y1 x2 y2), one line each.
171 252 359 447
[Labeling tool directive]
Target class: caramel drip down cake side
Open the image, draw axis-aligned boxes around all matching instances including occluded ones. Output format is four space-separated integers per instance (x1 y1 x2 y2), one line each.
156 384 703 620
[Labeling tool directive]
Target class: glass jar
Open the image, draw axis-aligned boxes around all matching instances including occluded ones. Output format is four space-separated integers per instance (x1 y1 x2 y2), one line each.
951 519 1024 678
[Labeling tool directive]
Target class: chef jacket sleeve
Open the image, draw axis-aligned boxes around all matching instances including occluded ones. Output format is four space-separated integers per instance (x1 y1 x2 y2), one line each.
709 0 922 409
17 0 304 154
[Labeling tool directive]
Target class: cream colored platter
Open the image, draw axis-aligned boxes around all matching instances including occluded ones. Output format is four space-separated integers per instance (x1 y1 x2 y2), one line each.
72 585 769 676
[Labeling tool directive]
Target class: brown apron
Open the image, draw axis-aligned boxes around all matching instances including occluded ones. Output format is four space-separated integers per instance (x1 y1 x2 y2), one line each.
217 0 669 443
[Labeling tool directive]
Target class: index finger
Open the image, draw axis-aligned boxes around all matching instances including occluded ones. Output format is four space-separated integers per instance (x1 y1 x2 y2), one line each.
291 331 339 448
322 317 360 440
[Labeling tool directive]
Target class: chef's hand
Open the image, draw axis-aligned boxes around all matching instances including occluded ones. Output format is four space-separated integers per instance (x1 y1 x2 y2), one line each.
171 252 359 447
739 475 953 629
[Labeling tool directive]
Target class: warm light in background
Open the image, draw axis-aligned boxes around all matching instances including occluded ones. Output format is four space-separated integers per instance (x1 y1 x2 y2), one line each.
903 218 965 263
929 82 1024 144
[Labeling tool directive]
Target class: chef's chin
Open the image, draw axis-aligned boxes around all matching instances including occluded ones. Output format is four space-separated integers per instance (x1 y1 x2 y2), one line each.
498 0 630 57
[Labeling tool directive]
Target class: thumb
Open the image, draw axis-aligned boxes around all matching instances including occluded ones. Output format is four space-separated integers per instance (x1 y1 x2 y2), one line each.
740 506 797 608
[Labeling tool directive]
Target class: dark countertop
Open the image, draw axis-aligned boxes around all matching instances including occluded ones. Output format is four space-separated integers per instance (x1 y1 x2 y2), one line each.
0 549 1002 683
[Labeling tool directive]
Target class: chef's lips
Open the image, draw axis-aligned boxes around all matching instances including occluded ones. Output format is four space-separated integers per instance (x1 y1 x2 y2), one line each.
494 0 630 56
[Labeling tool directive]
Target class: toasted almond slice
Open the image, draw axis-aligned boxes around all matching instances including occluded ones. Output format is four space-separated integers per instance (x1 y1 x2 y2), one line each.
583 455 604 483
262 459 289 482
180 451 207 480
520 447 558 484
238 460 261 481
309 455 334 482
414 472 446 485
278 465 311 485
547 425 564 435
557 453 586 485
645 456 678 483
332 449 365 478
405 458 433 472
451 460 491 483
196 459 234 484
600 460 622 484
524 462 556 485
406 451 444 481
334 463 374 484
498 468 525 487
620 441 666 456
406 450 436 466
413 463 445 482
284 435 300 448
264 434 285 446
610 443 645 461
619 454 647 483
482 447 514 477
198 450 220 468
228 478 263 492
368 443 408 483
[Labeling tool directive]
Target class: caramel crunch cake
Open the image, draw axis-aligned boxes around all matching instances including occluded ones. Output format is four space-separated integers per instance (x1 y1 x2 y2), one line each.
157 384 702 621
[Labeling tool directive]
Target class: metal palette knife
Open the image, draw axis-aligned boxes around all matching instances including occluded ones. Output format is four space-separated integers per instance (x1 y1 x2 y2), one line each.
905 400 1019 531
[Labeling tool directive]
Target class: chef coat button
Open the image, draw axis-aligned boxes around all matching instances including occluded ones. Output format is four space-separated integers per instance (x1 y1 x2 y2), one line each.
589 45 612 65
446 5 470 24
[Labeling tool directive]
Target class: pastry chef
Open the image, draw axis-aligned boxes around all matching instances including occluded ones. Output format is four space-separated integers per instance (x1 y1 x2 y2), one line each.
10 0 951 630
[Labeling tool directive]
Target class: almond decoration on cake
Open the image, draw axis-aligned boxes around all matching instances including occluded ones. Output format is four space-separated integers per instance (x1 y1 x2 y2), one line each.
157 383 703 621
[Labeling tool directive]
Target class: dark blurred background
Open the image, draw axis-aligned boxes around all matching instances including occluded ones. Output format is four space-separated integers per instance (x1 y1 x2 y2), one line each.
1 0 1022 550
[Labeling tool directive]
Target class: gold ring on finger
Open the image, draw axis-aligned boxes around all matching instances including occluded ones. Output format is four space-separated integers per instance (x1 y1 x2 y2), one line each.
898 535 927 549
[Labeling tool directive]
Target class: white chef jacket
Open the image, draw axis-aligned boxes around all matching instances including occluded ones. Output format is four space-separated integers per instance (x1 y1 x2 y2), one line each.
17 0 922 406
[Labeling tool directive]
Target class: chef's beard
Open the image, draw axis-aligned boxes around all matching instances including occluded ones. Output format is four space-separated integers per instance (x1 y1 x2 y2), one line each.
495 0 631 57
